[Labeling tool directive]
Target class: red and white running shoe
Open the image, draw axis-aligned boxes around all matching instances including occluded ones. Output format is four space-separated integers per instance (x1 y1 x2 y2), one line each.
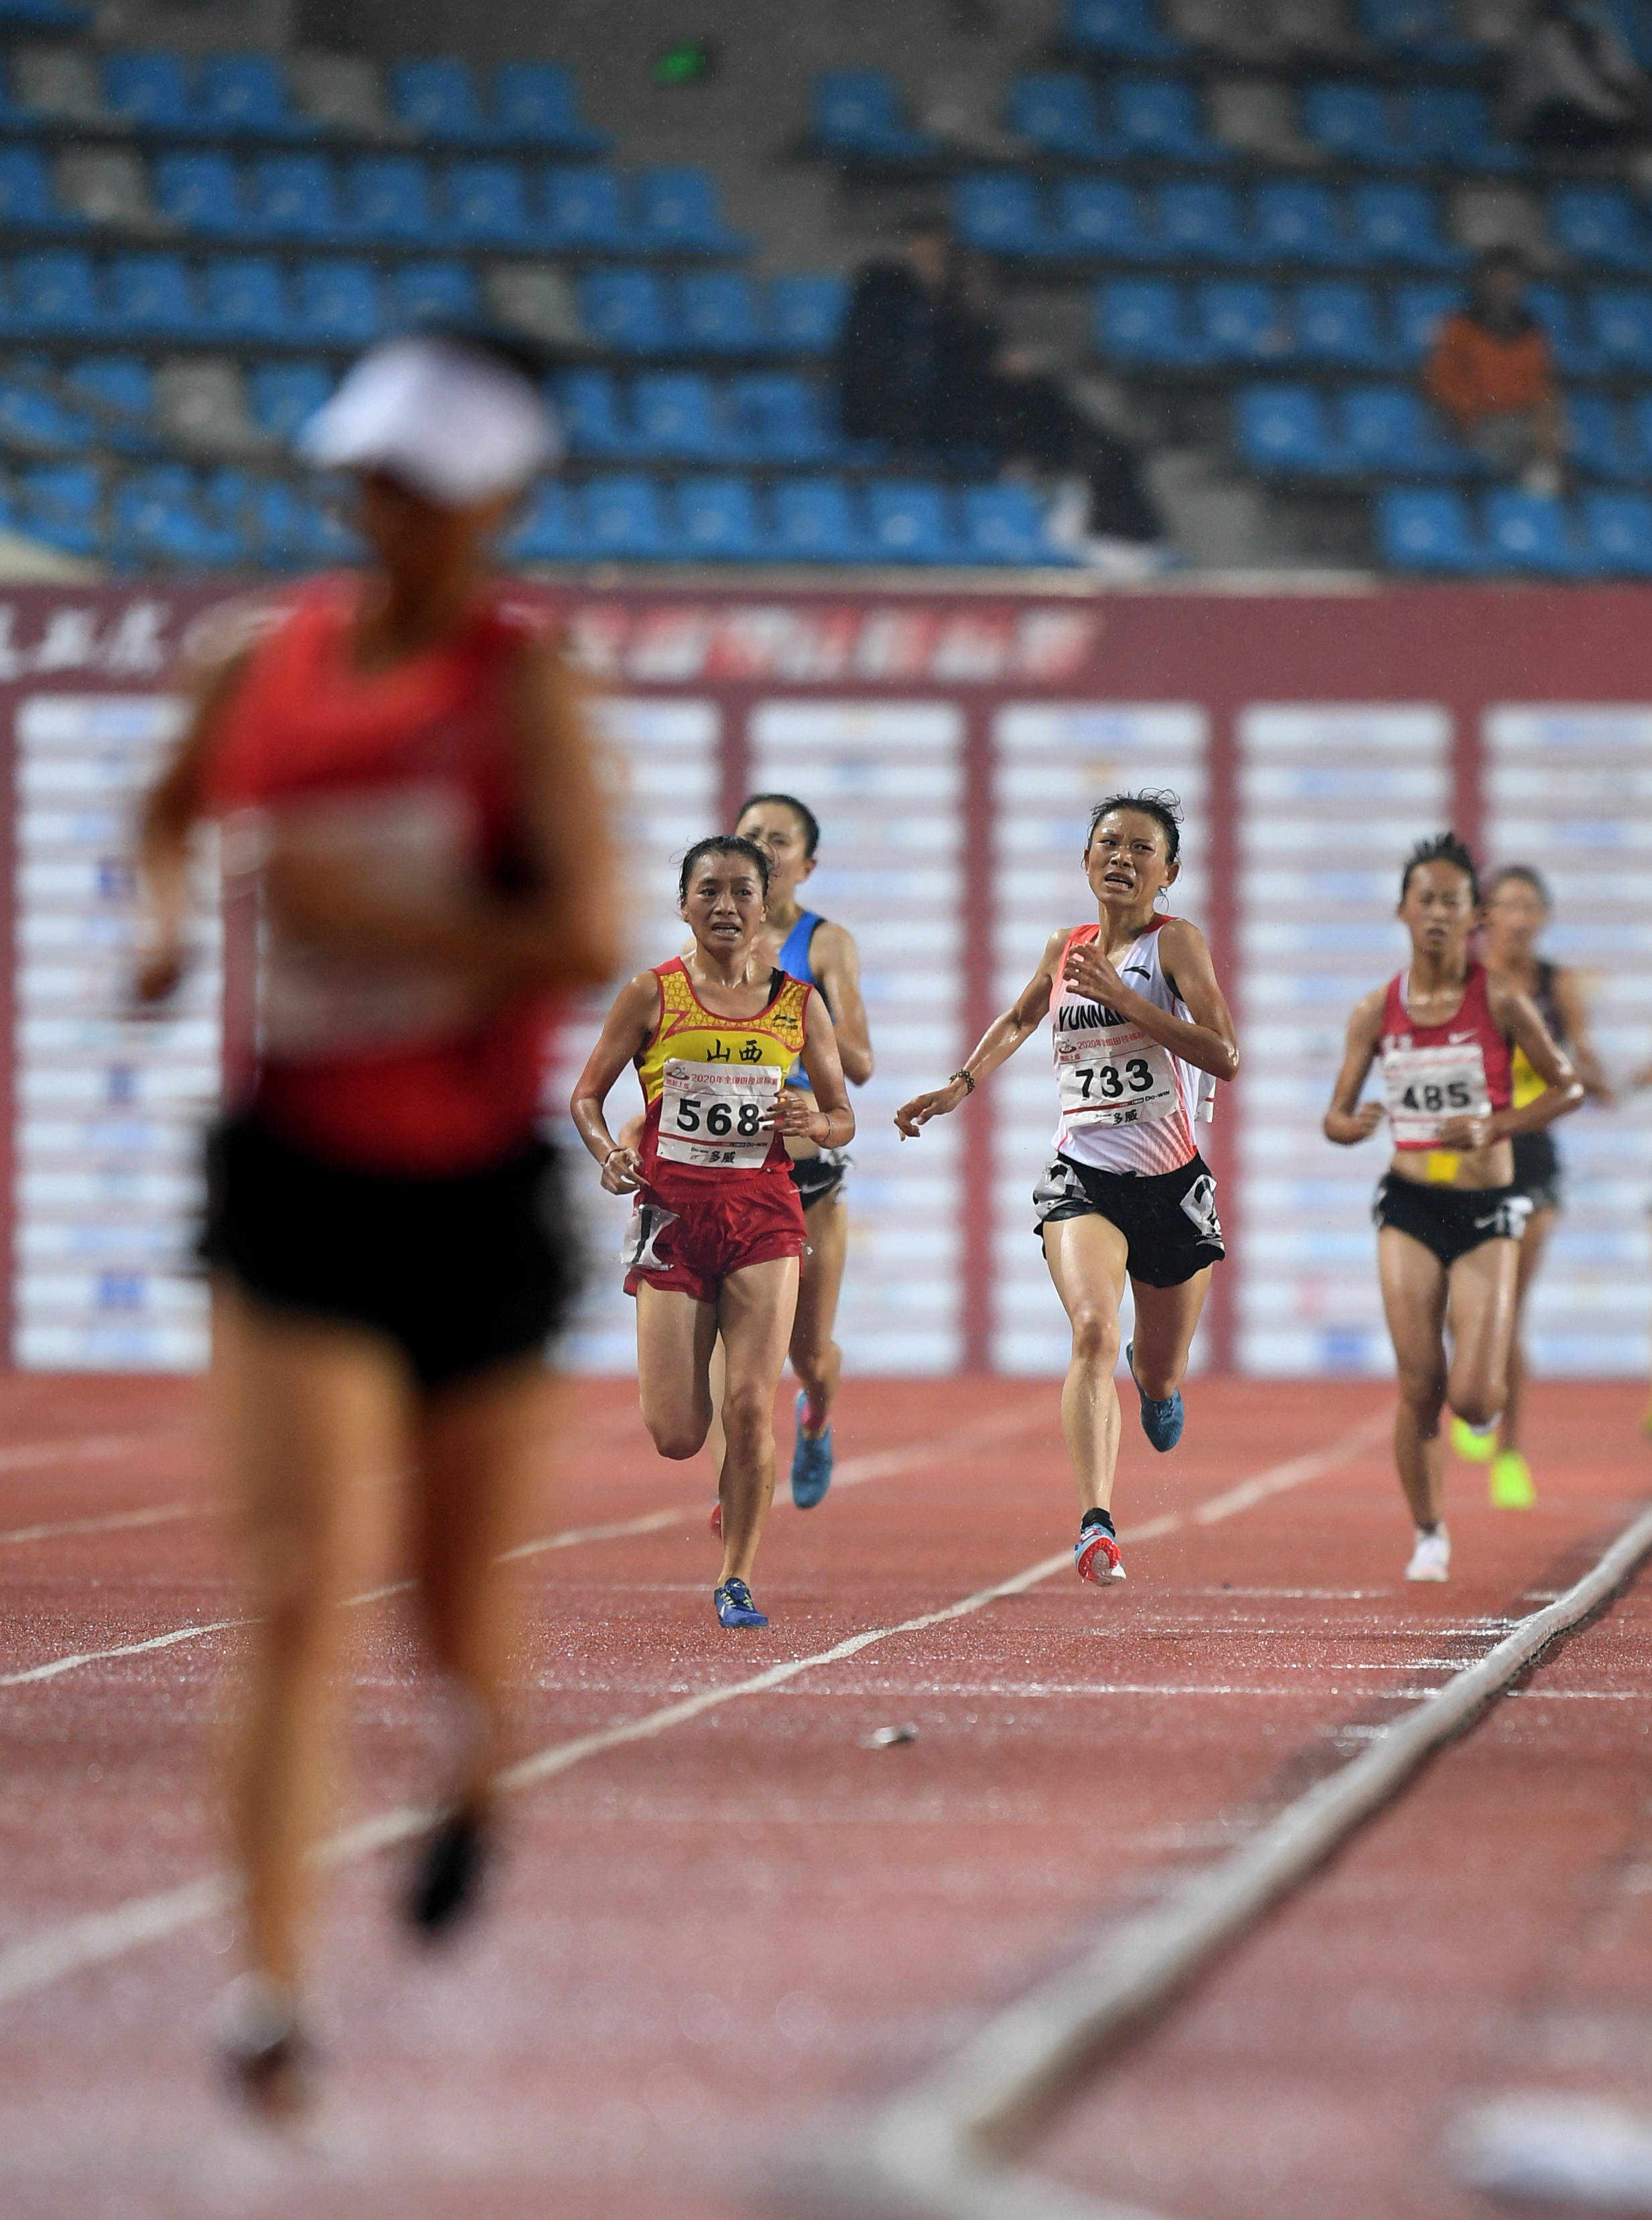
1075 1520 1126 1584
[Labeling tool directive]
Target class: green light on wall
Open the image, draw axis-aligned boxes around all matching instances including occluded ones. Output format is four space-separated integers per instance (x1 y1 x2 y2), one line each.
653 39 719 84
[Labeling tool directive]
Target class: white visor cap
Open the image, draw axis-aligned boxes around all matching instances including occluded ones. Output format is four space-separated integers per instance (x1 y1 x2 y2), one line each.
299 334 559 507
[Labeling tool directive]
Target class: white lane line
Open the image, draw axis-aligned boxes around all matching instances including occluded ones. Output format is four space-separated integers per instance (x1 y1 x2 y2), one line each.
0 1618 249 1689
783 1490 1652 2220
0 1408 1387 2011
0 1502 201 1548
0 1431 194 1486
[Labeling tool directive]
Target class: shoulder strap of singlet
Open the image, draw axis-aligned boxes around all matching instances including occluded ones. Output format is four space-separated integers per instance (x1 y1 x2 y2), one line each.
776 910 824 985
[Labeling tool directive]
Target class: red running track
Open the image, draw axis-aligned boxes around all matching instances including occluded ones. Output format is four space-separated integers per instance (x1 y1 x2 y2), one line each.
0 1372 1647 2220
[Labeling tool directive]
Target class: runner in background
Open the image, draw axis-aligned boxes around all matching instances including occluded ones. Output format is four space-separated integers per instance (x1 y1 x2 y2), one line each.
135 329 618 2113
1452 865 1612 1505
1324 834 1582 1583
570 835 853 1630
894 792 1237 1587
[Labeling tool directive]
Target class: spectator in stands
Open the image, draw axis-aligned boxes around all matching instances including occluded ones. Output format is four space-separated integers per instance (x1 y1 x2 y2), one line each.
837 210 951 455
1504 0 1652 154
1425 249 1566 497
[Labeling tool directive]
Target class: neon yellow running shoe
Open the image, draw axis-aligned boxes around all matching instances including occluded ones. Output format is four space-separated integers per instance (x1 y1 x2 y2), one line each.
1452 1416 1497 1463
1489 1451 1536 1510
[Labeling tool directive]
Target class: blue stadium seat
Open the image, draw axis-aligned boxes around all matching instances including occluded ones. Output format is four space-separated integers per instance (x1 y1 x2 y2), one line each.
1360 0 1480 63
541 168 631 251
813 72 932 158
248 360 332 442
1198 281 1289 362
202 257 289 340
1341 384 1478 474
1551 188 1652 273
390 259 479 324
293 259 381 344
12 251 100 335
1568 393 1635 481
0 375 88 453
1304 84 1414 166
1114 77 1223 161
1627 394 1652 478
508 480 586 562
1376 487 1480 569
676 271 761 351
344 157 439 243
246 478 326 566
0 0 88 25
392 59 494 142
766 275 847 352
961 483 1060 564
1235 385 1343 472
1068 0 1182 56
955 174 1046 255
1529 283 1600 376
1582 490 1652 572
1158 182 1253 263
632 371 728 458
17 461 100 555
445 161 534 246
633 170 746 255
675 474 762 560
1096 279 1209 364
103 52 190 131
583 472 670 558
1407 86 1519 171
0 148 78 230
1350 184 1465 269
113 466 242 566
577 267 669 352
107 253 200 337
1253 183 1361 267
1588 287 1652 371
493 63 610 153
771 477 865 561
246 156 345 242
1010 75 1120 160
1391 281 1463 364
555 369 638 456
66 356 153 450
1485 491 1596 576
1296 283 1393 369
154 153 248 237
727 373 845 463
867 480 954 562
1054 179 1152 258
196 54 309 137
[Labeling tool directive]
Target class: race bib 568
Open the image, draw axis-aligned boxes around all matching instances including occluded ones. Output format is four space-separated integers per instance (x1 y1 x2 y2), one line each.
657 1058 780 1171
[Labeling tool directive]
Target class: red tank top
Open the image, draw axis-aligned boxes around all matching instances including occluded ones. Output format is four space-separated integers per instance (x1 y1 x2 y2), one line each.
1377 962 1512 1152
203 579 555 1175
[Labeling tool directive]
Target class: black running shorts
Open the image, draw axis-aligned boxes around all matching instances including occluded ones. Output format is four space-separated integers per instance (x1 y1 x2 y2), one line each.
1032 1151 1225 1289
1509 1130 1562 1214
201 1112 583 1393
1373 1173 1531 1268
788 1147 849 1211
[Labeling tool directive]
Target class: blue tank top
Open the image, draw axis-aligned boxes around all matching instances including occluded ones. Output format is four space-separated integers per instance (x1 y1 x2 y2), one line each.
776 910 827 1008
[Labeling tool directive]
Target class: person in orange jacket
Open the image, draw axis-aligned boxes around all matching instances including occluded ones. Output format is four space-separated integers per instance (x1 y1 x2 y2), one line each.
1425 248 1566 495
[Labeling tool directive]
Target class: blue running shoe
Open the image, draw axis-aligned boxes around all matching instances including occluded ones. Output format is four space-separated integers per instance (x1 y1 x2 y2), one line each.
714 1577 768 1628
790 1390 833 1508
1126 1340 1184 1453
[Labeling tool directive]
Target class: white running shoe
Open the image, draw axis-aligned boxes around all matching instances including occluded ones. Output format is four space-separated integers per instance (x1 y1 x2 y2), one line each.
1405 1525 1451 1582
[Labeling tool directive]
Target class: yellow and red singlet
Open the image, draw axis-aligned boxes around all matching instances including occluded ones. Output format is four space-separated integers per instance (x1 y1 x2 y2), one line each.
634 958 811 1180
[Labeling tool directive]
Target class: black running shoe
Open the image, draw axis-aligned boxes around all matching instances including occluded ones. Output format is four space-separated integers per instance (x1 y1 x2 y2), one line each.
407 1805 491 1938
216 1975 316 2121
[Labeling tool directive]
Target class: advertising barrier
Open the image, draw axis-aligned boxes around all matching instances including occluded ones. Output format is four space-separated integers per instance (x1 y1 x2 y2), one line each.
0 577 1645 1377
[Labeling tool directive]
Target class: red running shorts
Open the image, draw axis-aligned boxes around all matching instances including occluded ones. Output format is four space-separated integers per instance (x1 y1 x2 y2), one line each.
622 1168 806 1303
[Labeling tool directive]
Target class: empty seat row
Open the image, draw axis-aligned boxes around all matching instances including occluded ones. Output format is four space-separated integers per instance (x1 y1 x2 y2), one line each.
0 251 484 343
1012 75 1519 171
1067 0 1485 63
508 474 1066 566
0 354 338 458
556 370 870 466
121 155 741 253
1377 487 1652 576
1095 279 1652 374
1241 382 1652 484
9 460 356 566
574 271 847 357
958 175 1464 267
0 52 609 149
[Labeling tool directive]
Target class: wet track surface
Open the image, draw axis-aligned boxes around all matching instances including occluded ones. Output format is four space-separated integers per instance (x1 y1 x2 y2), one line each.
0 1374 1647 2219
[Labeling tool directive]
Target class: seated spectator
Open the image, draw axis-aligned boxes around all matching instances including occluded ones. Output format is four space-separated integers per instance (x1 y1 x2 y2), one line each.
1504 0 1652 154
1425 249 1565 495
835 214 1166 571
